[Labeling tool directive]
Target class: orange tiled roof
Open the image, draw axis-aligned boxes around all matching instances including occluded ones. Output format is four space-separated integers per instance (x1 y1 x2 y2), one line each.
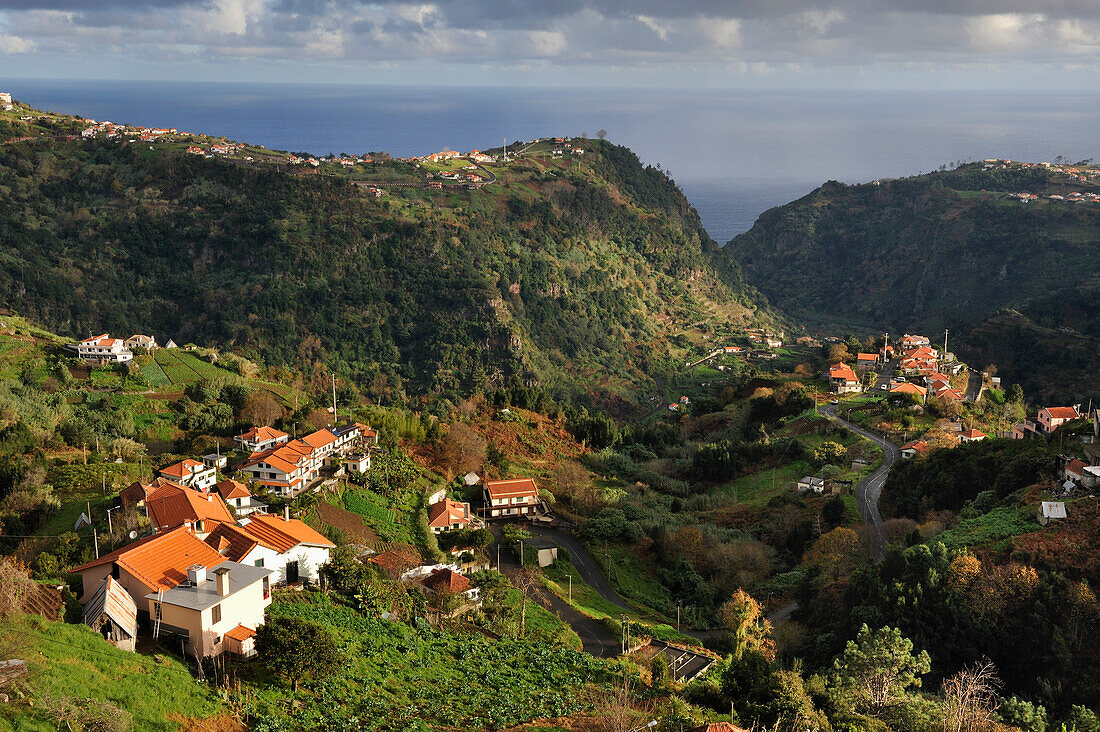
829 363 858 381
72 526 228 593
146 483 235 532
204 523 259 561
961 429 986 439
216 479 251 500
485 478 538 500
427 499 470 528
369 548 422 574
159 458 206 479
1042 406 1080 420
422 568 472 594
856 353 877 361
236 426 288 443
301 429 337 450
902 440 931 455
224 624 256 641
241 513 335 553
890 383 928 396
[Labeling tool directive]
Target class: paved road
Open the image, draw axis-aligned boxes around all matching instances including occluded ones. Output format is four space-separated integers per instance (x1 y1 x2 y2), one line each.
820 403 899 560
527 528 632 611
490 530 623 657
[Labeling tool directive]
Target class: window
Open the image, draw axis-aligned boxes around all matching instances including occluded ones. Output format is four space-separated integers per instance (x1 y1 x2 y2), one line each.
263 576 270 599
211 604 221 624
254 558 264 568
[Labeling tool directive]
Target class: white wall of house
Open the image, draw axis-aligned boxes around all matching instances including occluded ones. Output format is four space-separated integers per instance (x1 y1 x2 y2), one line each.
237 544 330 584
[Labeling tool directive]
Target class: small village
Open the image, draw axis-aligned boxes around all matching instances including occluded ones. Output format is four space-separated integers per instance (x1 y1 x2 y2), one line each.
1 89 1099 730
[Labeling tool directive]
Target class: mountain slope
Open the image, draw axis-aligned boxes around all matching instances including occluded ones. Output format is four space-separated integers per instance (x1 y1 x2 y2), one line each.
0 104 772 411
726 164 1100 401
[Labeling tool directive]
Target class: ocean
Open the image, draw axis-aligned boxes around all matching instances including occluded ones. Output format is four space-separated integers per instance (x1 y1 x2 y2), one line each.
8 80 1100 243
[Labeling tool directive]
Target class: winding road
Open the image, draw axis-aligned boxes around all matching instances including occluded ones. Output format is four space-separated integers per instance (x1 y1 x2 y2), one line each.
820 402 899 561
496 397 901 654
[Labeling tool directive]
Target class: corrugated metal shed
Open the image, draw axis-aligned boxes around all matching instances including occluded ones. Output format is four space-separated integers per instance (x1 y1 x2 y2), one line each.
82 576 137 651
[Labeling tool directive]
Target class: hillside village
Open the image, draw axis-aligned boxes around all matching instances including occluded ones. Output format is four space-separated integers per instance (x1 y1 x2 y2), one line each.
1 93 1099 731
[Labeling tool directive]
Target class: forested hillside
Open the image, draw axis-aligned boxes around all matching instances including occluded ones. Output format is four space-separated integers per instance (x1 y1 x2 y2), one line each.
0 112 770 412
727 164 1100 401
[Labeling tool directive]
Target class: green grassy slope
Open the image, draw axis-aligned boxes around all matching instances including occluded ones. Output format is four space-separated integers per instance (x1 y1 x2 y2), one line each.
0 105 775 411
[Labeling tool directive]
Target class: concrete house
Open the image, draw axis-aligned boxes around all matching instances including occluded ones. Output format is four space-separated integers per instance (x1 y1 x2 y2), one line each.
1038 406 1081 434
483 478 540 518
76 334 133 364
427 498 474 533
234 426 289 453
828 363 861 394
72 526 273 660
797 476 825 493
210 510 336 584
215 479 267 517
124 334 157 351
158 458 217 492
145 482 235 538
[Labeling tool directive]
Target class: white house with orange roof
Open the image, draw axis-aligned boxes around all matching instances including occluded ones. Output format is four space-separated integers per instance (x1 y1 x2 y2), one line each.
215 479 266 517
828 363 861 394
483 478 541 518
145 482 235 538
207 509 335 583
234 426 289 453
240 424 366 495
959 428 987 443
72 526 274 660
158 458 217 491
427 498 475 533
75 334 133 363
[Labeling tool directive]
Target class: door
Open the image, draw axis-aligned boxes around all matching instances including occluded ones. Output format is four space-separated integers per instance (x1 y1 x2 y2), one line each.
286 560 299 583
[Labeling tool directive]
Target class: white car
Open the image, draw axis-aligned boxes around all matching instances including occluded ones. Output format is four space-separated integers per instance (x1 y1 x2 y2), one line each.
880 384 889 390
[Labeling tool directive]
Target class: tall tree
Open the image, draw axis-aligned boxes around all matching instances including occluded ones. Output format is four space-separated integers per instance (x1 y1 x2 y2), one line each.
833 624 931 716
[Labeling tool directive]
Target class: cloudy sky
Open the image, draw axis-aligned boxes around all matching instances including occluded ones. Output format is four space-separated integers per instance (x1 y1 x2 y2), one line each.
2 0 1100 86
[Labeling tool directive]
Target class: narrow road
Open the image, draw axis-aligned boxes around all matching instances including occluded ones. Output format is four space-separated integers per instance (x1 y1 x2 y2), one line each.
527 528 632 611
820 403 899 560
491 529 622 657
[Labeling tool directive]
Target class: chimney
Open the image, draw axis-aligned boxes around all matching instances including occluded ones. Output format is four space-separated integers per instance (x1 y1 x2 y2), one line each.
284 505 290 521
214 567 231 597
187 564 207 585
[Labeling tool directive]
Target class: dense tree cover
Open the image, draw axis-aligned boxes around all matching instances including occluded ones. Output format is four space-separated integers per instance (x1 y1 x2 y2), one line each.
797 541 1100 712
881 439 1056 518
0 136 767 407
728 164 1100 402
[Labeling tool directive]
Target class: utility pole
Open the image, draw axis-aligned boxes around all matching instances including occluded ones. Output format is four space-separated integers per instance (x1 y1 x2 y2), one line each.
943 329 949 356
519 540 524 566
496 544 500 570
331 373 337 422
677 602 680 632
93 529 99 559
568 574 572 603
